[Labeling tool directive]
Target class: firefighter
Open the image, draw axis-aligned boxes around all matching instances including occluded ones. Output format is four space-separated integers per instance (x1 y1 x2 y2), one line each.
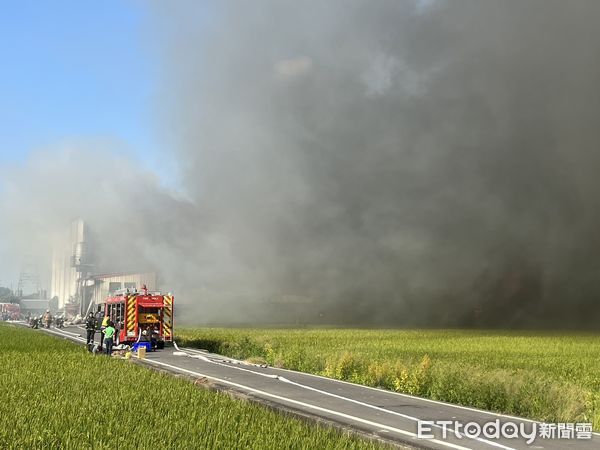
43 310 52 329
149 325 159 350
99 314 110 351
85 312 97 348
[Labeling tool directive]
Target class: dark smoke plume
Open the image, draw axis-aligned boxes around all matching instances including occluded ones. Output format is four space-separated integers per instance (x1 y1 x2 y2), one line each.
148 0 600 327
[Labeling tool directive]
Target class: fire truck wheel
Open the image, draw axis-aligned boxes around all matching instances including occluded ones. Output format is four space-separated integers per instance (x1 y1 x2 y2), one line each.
157 341 165 350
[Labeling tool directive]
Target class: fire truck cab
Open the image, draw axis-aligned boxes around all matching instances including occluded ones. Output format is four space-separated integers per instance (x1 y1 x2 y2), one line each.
103 287 173 349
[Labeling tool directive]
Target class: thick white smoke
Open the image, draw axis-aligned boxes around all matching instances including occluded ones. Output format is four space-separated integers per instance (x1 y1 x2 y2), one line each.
2 1 600 327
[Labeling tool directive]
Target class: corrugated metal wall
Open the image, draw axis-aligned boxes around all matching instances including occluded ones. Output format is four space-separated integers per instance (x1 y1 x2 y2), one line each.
91 272 158 306
50 219 85 309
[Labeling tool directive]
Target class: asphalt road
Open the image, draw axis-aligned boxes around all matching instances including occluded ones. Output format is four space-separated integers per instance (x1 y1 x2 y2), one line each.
23 324 600 450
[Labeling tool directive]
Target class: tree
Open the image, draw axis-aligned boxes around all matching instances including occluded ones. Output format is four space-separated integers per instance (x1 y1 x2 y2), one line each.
0 287 19 303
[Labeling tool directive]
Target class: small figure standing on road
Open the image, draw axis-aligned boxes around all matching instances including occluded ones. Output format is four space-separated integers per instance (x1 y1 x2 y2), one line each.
43 310 52 329
99 314 110 351
85 312 97 349
104 321 116 356
149 325 158 351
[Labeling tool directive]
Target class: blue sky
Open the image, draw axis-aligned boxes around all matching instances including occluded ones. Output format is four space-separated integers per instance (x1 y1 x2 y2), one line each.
0 0 157 165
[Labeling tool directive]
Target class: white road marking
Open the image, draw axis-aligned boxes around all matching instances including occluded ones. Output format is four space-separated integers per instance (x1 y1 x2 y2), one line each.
177 345 514 450
184 347 600 438
144 357 473 450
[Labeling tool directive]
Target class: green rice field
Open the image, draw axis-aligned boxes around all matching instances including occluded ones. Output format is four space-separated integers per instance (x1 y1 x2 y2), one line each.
177 327 600 430
0 323 383 449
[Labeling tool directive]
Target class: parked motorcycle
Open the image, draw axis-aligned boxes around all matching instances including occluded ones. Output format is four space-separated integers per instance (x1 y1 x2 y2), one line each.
55 316 65 329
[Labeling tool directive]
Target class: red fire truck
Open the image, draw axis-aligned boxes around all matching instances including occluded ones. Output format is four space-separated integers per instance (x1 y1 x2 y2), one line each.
104 288 173 348
0 303 21 320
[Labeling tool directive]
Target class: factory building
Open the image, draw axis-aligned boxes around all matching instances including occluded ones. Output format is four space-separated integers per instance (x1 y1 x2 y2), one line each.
89 272 158 306
19 298 50 316
50 219 158 316
50 219 89 310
